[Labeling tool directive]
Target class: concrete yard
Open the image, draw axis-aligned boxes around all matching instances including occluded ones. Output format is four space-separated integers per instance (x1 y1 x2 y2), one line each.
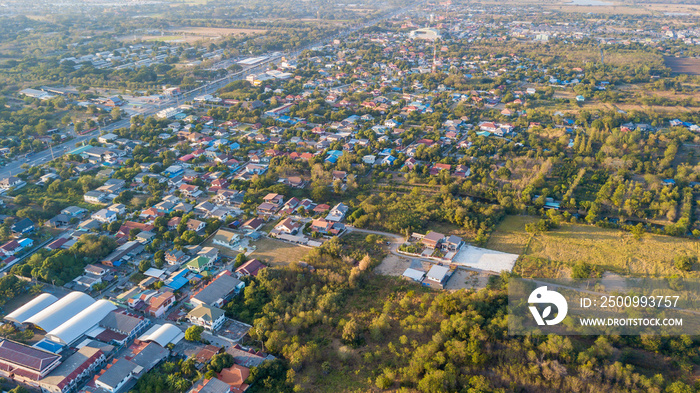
451 245 519 273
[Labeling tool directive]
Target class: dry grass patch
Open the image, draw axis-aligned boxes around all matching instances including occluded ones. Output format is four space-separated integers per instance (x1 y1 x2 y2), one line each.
251 237 310 266
489 215 700 277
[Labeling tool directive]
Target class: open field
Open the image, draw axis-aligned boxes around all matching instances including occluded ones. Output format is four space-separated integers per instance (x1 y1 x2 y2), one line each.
539 0 700 15
250 237 310 266
544 4 651 15
664 56 700 76
118 27 266 43
488 215 700 277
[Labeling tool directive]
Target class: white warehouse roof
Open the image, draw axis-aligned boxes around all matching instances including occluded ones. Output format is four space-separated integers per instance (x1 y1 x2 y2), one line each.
5 293 58 324
46 300 117 346
402 268 426 282
138 323 184 347
25 292 95 332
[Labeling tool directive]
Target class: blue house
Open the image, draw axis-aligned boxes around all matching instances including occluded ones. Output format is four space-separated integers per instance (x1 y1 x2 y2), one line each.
380 155 396 165
165 269 190 291
163 165 184 178
18 238 34 249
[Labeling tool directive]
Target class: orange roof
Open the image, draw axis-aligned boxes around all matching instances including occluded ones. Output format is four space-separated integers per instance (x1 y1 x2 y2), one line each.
218 365 250 392
148 291 174 309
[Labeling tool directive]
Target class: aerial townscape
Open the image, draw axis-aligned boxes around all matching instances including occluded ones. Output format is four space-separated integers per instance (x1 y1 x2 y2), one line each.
0 0 699 392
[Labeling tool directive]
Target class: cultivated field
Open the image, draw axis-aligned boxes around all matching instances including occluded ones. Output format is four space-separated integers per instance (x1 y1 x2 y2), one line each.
664 56 700 76
488 215 700 277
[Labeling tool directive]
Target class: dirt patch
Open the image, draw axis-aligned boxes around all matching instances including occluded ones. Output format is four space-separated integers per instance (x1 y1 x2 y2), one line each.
374 253 411 276
444 269 491 291
664 56 700 76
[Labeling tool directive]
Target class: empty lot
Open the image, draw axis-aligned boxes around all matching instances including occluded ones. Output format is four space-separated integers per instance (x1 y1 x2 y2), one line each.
251 237 310 267
664 56 700 76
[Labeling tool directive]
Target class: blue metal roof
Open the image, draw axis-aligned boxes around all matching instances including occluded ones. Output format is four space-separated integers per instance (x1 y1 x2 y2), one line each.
166 277 188 291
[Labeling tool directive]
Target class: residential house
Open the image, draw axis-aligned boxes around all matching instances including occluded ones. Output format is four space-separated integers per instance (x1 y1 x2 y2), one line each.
94 358 138 393
214 190 245 207
443 235 463 252
197 247 219 263
186 219 206 233
241 218 264 231
331 171 347 182
0 176 26 192
217 365 250 393
262 193 284 206
107 204 127 215
234 259 265 278
422 232 445 249
180 184 202 198
146 291 175 318
273 218 300 235
46 214 70 228
325 203 349 222
11 218 34 235
453 165 471 178
256 202 279 215
92 209 117 224
0 240 23 257
212 230 240 250
84 190 108 204
282 177 305 188
165 249 189 266
311 219 333 234
188 305 226 331
189 378 232 393
190 272 244 307
430 163 451 176
61 206 87 217
186 256 212 273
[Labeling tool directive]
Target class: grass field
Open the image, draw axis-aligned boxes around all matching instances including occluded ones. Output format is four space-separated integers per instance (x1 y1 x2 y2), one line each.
488 215 700 277
118 27 266 43
251 237 310 267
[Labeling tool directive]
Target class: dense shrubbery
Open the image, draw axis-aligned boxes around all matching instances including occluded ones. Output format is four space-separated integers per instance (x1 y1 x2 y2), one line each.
222 237 698 392
10 234 116 285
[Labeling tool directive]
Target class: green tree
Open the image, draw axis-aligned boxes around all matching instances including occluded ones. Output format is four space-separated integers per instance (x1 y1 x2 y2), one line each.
235 253 247 267
342 318 360 345
674 255 696 272
139 259 151 273
185 325 204 342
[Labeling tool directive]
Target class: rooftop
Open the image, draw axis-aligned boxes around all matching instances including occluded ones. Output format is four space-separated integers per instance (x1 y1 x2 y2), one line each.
0 339 61 373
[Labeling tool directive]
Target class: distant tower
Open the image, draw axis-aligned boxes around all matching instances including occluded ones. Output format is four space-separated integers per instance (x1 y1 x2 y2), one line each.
430 13 434 24
600 47 605 76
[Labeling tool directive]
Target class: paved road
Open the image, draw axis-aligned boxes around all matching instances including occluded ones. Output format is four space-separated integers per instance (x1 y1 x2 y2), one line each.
0 118 131 179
